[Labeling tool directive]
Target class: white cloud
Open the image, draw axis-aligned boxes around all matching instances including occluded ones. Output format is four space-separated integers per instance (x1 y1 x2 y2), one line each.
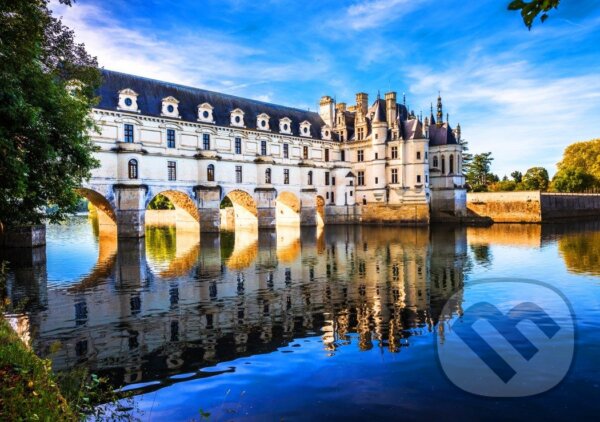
405 53 600 177
343 0 427 30
50 1 331 101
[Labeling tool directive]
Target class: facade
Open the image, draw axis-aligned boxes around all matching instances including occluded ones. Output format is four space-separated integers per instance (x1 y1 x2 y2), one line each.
84 70 466 237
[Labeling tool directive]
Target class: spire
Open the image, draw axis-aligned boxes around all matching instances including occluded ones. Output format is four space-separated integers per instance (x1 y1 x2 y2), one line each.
436 92 443 126
403 92 406 107
456 122 461 141
446 113 449 125
430 102 436 125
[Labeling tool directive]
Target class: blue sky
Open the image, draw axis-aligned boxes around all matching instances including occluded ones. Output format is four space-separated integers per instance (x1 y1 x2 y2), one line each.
52 0 600 177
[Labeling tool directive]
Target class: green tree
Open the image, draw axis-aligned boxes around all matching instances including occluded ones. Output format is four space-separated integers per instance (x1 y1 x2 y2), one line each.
465 152 494 192
148 194 175 210
510 171 523 183
508 0 560 29
556 139 600 181
0 0 100 229
551 168 596 192
522 167 550 190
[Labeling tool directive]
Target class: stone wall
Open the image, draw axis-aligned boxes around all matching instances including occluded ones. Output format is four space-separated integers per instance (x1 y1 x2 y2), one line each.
360 203 430 225
467 191 600 222
145 210 177 226
467 191 542 222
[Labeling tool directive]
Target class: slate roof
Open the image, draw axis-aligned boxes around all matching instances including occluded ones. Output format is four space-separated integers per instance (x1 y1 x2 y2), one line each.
428 123 458 146
96 69 326 139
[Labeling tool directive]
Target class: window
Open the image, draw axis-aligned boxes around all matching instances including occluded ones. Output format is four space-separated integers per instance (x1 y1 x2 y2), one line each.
433 156 439 167
235 137 242 154
128 159 138 179
167 129 175 148
442 156 446 174
417 175 422 183
357 127 365 140
357 150 364 162
449 154 454 173
124 123 134 143
425 175 429 183
332 176 336 185
265 168 272 184
203 133 211 150
375 152 378 160
283 143 289 158
235 165 242 183
308 171 313 185
325 148 330 162
391 146 398 159
375 177 379 184
207 164 215 182
417 151 421 160
391 168 398 184
325 172 330 186
358 171 365 186
284 169 290 184
303 146 309 159
341 150 345 161
331 192 335 204
261 140 267 156
425 152 428 159
168 161 176 181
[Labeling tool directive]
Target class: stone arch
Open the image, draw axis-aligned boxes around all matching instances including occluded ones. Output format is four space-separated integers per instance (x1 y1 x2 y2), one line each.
276 191 301 227
221 189 258 231
146 189 199 231
316 195 325 227
76 188 117 237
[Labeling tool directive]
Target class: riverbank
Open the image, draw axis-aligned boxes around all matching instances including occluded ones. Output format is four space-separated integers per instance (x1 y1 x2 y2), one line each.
0 316 76 421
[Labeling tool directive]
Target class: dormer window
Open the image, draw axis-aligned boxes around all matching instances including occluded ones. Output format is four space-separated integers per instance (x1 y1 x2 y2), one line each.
279 117 292 134
321 125 332 140
257 113 270 131
118 88 139 112
161 96 180 118
230 108 245 127
197 103 215 123
300 121 311 137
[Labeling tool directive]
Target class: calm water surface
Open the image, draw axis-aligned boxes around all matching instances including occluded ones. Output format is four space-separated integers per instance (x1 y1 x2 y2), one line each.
3 217 600 421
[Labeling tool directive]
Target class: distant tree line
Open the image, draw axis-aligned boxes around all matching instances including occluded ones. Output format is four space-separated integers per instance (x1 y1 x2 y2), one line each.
464 139 600 193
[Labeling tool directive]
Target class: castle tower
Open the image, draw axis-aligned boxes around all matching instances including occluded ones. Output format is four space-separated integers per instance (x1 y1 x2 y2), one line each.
356 92 368 115
436 93 443 127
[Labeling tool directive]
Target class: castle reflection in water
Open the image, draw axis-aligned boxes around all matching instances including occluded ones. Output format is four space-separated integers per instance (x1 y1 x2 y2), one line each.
10 219 599 395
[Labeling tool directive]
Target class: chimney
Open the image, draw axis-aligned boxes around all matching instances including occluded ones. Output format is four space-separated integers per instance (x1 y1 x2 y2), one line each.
319 95 335 128
385 91 396 127
356 92 368 115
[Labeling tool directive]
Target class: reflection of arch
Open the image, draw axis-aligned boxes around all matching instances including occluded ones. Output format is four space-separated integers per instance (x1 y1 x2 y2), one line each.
146 190 199 231
224 228 259 270
316 195 325 227
221 189 258 231
276 225 301 263
146 227 200 278
76 188 117 236
276 191 301 227
68 235 118 292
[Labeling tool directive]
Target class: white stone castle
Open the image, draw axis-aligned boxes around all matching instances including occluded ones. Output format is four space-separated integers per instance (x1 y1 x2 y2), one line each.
84 70 466 237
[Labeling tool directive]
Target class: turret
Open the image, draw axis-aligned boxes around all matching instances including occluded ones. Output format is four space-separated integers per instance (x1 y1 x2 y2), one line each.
319 95 335 128
385 91 397 127
371 96 387 143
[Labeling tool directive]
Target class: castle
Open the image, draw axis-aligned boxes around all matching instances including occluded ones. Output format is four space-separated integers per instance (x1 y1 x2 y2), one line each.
84 70 466 236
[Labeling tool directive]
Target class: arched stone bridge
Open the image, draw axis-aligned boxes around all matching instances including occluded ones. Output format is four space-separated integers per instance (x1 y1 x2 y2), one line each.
78 180 326 237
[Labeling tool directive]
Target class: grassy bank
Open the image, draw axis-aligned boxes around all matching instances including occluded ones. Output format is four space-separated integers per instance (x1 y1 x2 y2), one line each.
0 316 76 421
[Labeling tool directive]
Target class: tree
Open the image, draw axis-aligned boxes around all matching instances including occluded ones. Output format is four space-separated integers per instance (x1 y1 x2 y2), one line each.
556 139 600 181
522 167 550 191
148 194 175 210
508 0 560 29
551 168 596 193
0 0 101 228
464 152 494 191
510 171 523 183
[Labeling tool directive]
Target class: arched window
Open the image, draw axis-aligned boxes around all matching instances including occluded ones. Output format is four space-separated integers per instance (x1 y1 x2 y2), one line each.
449 154 454 174
265 168 272 184
128 159 138 179
441 155 446 174
308 171 313 185
207 164 215 182
433 156 439 168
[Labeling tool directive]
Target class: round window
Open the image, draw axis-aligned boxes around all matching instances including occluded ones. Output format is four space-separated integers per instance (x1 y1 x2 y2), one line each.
235 115 241 123
261 120 266 127
124 98 133 107
202 110 209 118
303 127 308 134
283 123 288 131
167 104 174 113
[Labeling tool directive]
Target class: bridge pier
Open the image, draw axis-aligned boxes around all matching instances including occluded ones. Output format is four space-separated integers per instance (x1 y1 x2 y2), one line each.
114 184 147 238
255 187 277 229
300 189 318 226
195 185 221 233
